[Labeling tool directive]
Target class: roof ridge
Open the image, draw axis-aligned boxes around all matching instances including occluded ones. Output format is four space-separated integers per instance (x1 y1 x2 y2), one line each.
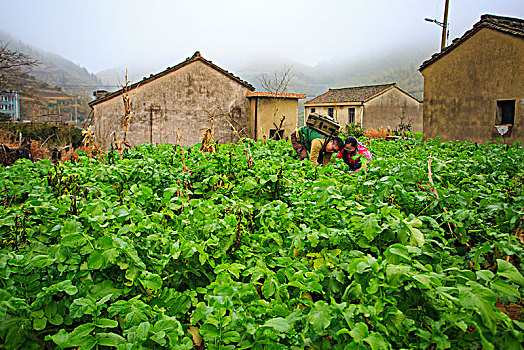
304 83 400 104
481 14 524 24
329 83 396 91
89 51 254 106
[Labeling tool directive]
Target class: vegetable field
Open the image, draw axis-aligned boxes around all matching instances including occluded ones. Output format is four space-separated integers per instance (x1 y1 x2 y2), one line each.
0 138 523 349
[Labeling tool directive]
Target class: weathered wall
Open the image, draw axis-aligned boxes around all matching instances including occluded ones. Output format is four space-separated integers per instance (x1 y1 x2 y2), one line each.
249 98 299 139
421 28 524 143
93 60 252 149
303 105 364 126
363 88 423 131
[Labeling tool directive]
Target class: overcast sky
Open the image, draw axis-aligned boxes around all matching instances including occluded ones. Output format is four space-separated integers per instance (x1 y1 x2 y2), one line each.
1 0 523 73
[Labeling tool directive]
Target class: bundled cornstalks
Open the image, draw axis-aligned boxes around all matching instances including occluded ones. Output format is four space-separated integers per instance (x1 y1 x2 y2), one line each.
81 126 101 156
200 114 215 154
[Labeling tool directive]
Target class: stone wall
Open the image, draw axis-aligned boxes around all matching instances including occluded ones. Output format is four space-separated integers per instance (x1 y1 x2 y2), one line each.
421 28 524 143
363 88 423 131
92 60 252 149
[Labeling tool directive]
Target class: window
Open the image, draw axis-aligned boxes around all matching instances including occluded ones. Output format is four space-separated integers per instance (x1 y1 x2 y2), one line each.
328 108 334 117
348 108 355 124
497 100 515 125
311 108 316 113
269 129 284 140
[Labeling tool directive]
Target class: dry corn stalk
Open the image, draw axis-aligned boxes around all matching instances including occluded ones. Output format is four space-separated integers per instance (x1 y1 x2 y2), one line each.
81 125 101 156
200 113 215 154
176 129 189 173
121 72 133 149
227 120 253 169
111 69 135 158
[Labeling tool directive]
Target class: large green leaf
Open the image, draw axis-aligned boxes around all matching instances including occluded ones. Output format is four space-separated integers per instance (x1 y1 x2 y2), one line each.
139 273 163 290
97 332 126 346
308 301 331 334
458 282 499 333
496 259 524 287
402 218 425 247
263 317 291 332
349 322 369 341
361 213 382 241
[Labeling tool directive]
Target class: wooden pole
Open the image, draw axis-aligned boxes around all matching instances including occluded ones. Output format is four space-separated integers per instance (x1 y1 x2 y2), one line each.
441 0 450 51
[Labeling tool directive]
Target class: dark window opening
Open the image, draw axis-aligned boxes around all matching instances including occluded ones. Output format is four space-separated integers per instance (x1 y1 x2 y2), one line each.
311 107 316 113
348 108 355 124
328 108 334 117
269 129 284 140
497 100 515 125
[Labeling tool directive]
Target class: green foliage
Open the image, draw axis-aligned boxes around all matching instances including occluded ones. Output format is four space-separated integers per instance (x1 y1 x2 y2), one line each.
340 123 365 138
0 138 523 349
0 122 83 148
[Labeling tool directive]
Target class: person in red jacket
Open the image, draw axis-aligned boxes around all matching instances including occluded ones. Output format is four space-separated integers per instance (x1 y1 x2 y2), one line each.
335 137 372 171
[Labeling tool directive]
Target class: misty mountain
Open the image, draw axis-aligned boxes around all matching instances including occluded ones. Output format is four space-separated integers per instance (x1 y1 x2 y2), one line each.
0 29 103 97
1 27 434 102
235 44 434 100
96 44 434 101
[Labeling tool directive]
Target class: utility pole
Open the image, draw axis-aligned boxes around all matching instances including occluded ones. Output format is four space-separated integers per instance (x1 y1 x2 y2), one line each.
441 0 450 51
425 0 450 52
74 97 78 125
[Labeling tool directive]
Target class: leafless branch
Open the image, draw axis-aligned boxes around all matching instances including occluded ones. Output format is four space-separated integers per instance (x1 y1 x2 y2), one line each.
0 42 39 90
257 64 294 94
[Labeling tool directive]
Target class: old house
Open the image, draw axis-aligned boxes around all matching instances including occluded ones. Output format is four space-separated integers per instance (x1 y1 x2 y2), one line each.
89 52 305 149
419 14 524 143
302 83 422 131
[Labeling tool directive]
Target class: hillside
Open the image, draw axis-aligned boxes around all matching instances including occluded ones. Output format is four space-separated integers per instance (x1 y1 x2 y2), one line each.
0 29 103 97
236 44 433 101
95 45 432 107
0 27 433 121
1 71 90 123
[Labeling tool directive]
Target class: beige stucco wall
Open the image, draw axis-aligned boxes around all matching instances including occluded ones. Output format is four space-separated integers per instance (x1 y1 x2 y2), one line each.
303 88 422 131
363 88 423 131
421 28 524 143
92 60 252 149
303 105 364 126
249 98 299 139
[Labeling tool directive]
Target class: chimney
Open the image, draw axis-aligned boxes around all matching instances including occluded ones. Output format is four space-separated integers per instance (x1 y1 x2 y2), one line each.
93 90 109 99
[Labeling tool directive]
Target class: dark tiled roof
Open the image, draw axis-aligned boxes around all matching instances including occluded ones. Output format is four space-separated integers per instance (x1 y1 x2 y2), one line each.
246 91 306 99
304 83 396 104
420 14 524 71
89 51 255 107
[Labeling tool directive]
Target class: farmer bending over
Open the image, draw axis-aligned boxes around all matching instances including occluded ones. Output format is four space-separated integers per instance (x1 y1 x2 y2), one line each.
291 125 344 166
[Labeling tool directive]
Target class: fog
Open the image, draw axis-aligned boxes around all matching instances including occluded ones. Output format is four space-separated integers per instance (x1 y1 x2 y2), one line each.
1 0 523 74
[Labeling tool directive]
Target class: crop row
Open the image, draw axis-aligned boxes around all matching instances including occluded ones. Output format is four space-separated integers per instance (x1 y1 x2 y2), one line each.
0 138 523 349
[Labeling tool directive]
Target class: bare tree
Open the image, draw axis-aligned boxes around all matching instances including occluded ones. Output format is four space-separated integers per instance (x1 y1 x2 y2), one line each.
0 42 39 90
256 64 295 140
257 64 294 94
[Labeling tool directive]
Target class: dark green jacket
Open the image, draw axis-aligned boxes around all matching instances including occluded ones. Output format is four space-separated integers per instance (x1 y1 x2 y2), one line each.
295 126 333 166
295 126 325 152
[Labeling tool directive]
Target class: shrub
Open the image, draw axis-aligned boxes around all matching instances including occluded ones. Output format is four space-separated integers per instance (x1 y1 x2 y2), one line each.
341 122 364 138
0 122 83 148
364 126 395 139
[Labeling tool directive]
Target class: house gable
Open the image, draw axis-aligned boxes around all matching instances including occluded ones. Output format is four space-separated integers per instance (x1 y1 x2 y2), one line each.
420 15 524 143
91 57 254 148
89 51 254 108
363 86 423 131
364 85 421 104
420 14 524 72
